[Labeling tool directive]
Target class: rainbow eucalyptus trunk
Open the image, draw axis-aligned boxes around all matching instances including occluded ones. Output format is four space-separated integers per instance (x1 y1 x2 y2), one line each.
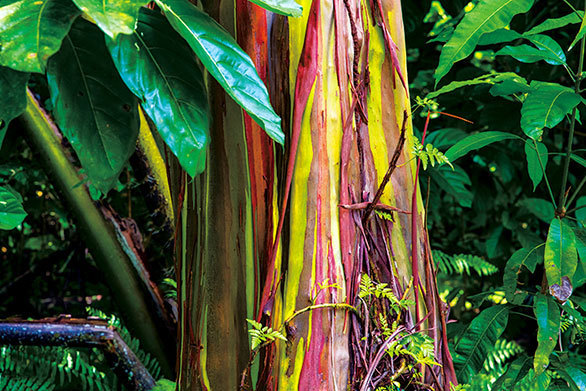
176 0 455 390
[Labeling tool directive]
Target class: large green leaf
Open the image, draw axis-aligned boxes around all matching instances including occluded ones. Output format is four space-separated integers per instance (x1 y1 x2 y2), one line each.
452 305 509 383
0 186 26 230
428 72 523 99
444 131 520 162
47 19 139 193
576 196 586 224
72 0 147 38
0 66 28 146
489 74 530 96
533 293 560 374
521 81 582 140
524 11 584 36
525 34 567 65
248 0 302 17
569 12 586 50
429 164 473 208
107 7 209 177
434 0 534 83
503 245 544 304
544 218 578 287
555 366 586 391
0 0 80 73
477 28 522 45
155 0 284 145
524 141 548 190
493 354 532 390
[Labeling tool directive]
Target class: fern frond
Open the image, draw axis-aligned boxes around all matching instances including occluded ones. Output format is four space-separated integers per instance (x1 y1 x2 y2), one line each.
246 319 286 350
483 339 524 372
434 250 498 276
412 136 454 170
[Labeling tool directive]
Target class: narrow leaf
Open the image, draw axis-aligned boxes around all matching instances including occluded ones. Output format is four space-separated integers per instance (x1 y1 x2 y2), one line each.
533 293 560 374
0 66 28 145
107 7 209 176
155 0 284 145
453 305 509 383
521 81 582 140
48 19 139 193
493 354 532 390
526 34 567 65
496 44 563 65
445 131 520 162
434 0 535 84
524 141 548 190
429 164 473 208
569 12 586 50
0 186 26 230
428 72 524 99
72 0 148 38
544 218 578 287
524 12 584 36
0 0 80 73
248 0 302 17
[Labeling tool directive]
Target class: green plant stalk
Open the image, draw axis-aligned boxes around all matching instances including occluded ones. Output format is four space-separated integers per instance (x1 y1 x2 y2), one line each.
558 0 586 213
19 91 174 377
566 175 586 208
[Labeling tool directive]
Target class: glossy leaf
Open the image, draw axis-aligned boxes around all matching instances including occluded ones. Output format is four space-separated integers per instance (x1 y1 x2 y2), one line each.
248 0 302 17
453 305 509 382
47 19 139 193
576 197 586 223
155 0 284 145
445 131 520 162
524 12 584 35
0 186 26 230
72 0 147 38
107 7 209 177
434 0 535 83
533 293 560 374
544 218 578 287
569 12 586 50
428 72 522 99
524 141 548 190
477 28 522 45
525 34 567 65
0 0 80 73
496 43 563 65
521 81 582 140
503 245 544 304
0 66 28 145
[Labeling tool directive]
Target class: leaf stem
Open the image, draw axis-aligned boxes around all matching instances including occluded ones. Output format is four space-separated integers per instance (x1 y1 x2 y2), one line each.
557 2 586 214
531 139 557 208
566 175 586 208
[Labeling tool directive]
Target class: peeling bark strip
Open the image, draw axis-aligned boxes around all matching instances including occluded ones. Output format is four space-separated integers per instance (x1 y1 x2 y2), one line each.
0 319 155 391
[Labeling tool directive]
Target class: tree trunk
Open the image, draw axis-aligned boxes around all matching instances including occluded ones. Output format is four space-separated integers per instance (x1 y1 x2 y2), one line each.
177 0 456 389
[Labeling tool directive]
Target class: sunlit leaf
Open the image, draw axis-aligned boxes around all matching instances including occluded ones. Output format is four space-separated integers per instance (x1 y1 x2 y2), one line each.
524 11 584 36
569 12 586 50
428 72 523 99
445 131 520 162
544 218 578 287
434 0 535 84
72 0 148 38
0 0 80 73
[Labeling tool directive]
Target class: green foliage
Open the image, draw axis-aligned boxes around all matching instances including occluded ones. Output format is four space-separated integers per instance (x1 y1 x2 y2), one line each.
524 141 548 190
47 19 140 193
569 12 586 50
0 186 26 230
71 0 147 39
544 218 578 287
452 305 509 383
0 0 80 73
248 0 302 17
0 66 28 144
412 136 453 170
154 0 284 145
444 131 520 162
433 250 498 276
107 7 210 177
434 0 535 83
503 245 544 304
533 294 561 374
246 319 286 350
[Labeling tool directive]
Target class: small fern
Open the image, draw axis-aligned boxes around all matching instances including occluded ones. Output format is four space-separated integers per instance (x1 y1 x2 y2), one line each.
86 307 162 379
412 136 453 170
483 339 524 372
246 319 286 350
434 250 498 276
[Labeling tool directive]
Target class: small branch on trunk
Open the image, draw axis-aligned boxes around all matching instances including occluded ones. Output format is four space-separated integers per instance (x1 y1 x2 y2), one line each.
362 111 408 223
0 318 156 391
